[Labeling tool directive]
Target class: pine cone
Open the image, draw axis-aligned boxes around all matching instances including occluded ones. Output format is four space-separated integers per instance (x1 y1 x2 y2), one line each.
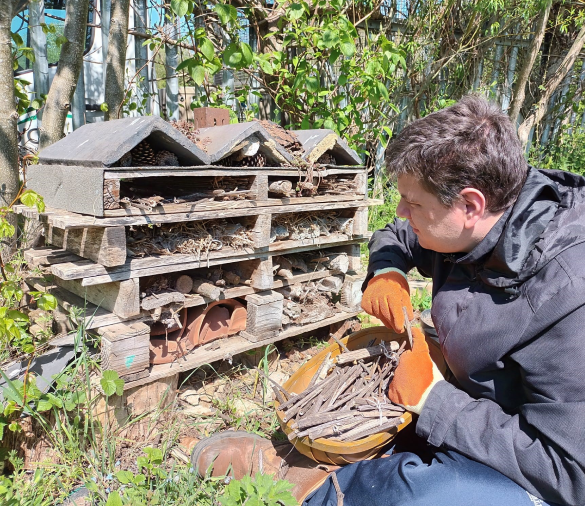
156 150 179 167
118 152 133 167
131 141 157 166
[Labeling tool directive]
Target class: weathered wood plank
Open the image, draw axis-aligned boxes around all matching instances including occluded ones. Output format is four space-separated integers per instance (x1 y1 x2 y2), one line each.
45 225 127 267
34 200 383 230
24 247 81 267
26 279 138 329
123 310 361 390
50 234 370 285
103 166 365 179
54 278 141 319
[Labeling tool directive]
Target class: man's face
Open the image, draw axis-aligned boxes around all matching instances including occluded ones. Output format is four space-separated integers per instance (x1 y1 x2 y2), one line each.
396 174 471 253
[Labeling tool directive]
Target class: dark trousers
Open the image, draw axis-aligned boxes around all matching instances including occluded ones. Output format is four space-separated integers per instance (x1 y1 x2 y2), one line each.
303 449 558 506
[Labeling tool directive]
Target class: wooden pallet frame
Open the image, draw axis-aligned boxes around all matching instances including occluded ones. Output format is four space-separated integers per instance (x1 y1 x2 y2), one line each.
122 309 362 390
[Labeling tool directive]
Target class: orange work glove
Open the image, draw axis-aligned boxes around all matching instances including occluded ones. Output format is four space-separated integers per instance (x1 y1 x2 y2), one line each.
361 270 414 333
387 327 444 414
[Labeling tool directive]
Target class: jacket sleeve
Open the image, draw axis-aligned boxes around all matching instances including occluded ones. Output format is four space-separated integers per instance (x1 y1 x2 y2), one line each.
365 218 435 287
416 299 585 506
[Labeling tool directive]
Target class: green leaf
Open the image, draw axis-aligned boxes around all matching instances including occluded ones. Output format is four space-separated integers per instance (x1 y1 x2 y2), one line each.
100 103 109 112
329 48 342 65
46 392 62 409
84 480 98 493
100 370 125 397
189 65 206 86
214 4 237 25
11 33 23 47
376 81 389 101
37 293 57 311
55 35 68 48
176 57 195 72
301 116 311 129
170 0 189 17
323 118 336 130
0 219 15 240
115 470 134 484
105 491 123 506
240 42 253 66
338 74 348 86
305 76 319 93
287 3 305 20
132 473 146 485
322 29 339 48
36 397 53 412
143 447 163 463
223 43 243 68
340 39 356 57
200 38 215 61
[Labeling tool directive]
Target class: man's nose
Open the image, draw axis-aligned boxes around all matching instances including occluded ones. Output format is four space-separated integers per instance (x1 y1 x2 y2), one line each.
396 199 410 219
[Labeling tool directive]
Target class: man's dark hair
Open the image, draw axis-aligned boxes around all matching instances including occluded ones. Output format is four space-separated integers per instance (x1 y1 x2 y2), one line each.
385 95 528 212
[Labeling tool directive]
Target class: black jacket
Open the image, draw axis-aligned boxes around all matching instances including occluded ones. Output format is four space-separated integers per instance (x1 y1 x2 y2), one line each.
367 167 585 505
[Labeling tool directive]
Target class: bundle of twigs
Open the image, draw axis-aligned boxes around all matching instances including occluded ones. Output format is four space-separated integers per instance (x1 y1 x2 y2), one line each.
271 212 353 242
317 176 360 196
274 340 406 442
127 220 254 260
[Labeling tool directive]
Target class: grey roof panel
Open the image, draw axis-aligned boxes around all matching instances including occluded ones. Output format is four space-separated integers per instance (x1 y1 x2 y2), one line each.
293 129 362 165
38 116 211 167
197 122 294 164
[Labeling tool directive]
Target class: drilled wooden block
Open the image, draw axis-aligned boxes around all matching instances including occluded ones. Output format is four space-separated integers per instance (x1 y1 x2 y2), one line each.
98 322 150 377
241 290 284 342
341 274 365 309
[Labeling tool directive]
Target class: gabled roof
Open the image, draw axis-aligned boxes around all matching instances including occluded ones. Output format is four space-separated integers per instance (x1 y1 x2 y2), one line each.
38 116 211 167
196 122 295 165
292 129 362 165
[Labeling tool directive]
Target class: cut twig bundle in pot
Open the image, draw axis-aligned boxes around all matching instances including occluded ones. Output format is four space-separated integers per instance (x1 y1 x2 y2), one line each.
275 339 406 443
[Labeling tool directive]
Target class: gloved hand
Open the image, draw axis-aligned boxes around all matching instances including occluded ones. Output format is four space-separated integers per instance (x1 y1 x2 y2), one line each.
387 327 444 414
361 270 414 333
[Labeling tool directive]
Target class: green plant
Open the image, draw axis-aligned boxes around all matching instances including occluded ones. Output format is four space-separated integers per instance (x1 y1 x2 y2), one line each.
219 472 297 506
411 288 432 312
0 451 56 505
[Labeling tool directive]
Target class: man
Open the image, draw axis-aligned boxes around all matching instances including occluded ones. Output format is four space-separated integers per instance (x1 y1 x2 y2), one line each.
192 96 585 505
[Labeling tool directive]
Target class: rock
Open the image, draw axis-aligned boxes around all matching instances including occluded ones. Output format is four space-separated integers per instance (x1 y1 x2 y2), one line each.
183 404 217 417
232 398 262 417
179 436 200 453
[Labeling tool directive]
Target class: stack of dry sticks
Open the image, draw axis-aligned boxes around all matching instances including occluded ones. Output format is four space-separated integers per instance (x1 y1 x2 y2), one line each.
274 339 406 443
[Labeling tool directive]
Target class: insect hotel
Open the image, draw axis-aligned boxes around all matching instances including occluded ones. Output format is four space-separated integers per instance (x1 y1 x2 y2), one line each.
18 111 379 411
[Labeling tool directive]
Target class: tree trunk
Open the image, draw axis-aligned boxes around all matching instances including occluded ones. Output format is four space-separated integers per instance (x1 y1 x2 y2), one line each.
508 3 551 125
518 22 585 147
103 0 130 120
39 0 90 148
29 0 49 126
164 10 180 121
134 0 150 114
0 2 20 213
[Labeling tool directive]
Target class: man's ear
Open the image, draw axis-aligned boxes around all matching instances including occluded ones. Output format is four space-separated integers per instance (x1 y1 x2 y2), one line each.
459 188 487 229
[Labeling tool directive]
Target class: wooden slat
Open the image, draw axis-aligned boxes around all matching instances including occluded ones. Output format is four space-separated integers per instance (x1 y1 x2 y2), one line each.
103 166 365 179
123 310 361 390
100 194 366 217
26 278 139 329
21 200 382 230
50 234 370 286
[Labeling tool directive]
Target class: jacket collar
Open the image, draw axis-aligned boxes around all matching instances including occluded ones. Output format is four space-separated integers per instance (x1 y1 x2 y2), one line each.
448 167 562 289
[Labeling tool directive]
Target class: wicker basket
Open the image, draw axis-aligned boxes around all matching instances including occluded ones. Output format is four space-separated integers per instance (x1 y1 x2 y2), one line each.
276 326 412 465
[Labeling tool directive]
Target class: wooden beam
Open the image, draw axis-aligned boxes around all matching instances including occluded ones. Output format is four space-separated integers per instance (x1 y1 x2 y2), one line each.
55 278 140 319
45 225 126 267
